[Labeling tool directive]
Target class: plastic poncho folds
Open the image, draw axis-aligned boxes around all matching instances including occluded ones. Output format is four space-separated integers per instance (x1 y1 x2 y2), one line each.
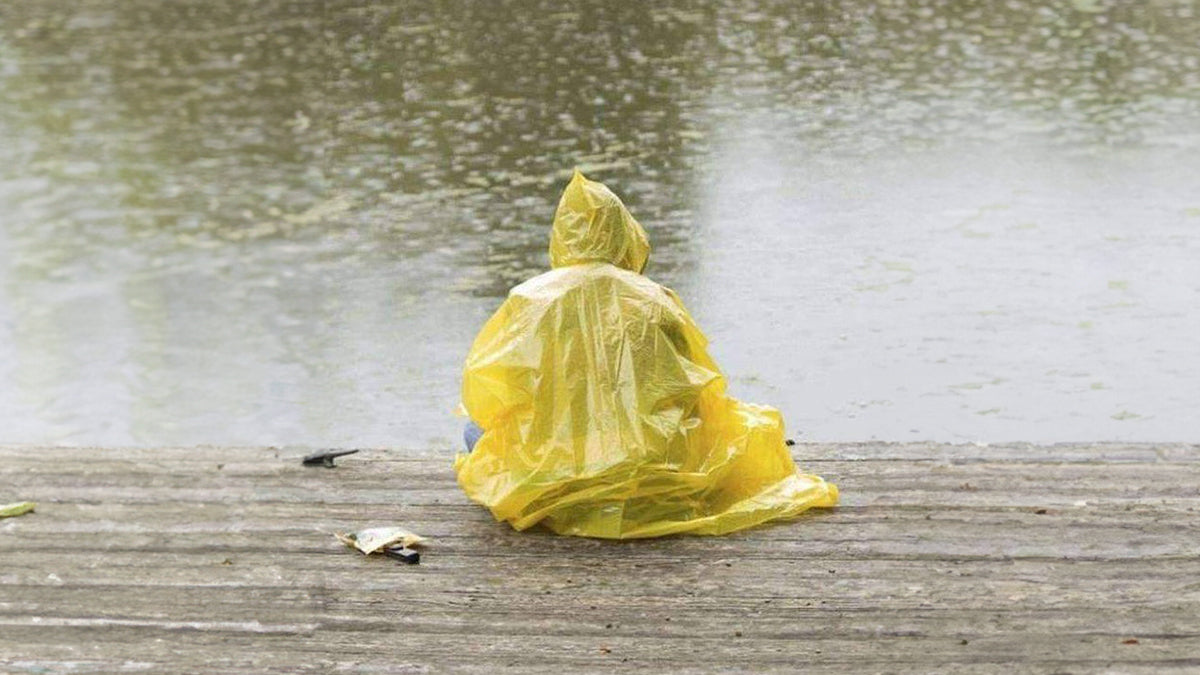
455 170 838 539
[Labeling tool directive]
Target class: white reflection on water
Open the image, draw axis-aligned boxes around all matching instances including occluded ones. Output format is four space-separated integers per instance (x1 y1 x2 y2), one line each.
692 115 1200 442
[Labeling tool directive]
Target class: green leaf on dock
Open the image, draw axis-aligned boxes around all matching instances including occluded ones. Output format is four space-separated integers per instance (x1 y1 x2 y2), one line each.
0 501 36 518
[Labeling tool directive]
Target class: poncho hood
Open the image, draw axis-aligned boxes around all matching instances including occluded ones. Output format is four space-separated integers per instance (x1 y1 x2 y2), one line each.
548 169 650 273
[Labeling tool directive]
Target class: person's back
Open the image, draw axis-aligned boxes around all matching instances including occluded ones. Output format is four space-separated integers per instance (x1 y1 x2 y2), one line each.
455 170 837 538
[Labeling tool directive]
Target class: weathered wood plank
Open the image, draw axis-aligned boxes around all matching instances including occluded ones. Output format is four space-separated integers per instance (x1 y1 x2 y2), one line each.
1 444 1198 674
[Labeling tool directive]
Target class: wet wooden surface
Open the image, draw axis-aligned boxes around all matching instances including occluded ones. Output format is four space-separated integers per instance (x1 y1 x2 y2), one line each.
2 443 1199 674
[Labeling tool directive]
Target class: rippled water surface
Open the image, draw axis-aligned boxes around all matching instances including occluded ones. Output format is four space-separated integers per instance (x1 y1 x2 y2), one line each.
2 1 1199 447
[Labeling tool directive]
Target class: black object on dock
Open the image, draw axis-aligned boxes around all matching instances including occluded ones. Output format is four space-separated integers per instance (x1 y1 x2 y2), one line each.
384 546 420 565
302 449 360 468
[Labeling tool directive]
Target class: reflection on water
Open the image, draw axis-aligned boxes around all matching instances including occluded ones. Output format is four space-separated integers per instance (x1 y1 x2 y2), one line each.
1 1 1198 446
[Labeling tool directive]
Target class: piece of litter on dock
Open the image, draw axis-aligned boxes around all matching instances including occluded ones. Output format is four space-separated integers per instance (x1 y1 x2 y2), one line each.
302 449 360 467
336 526 428 554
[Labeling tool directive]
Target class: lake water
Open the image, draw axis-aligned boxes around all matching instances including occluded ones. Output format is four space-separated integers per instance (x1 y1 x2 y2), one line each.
2 1 1199 448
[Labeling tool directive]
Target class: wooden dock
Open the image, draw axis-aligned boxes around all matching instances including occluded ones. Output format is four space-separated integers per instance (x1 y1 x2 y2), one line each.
2 443 1198 673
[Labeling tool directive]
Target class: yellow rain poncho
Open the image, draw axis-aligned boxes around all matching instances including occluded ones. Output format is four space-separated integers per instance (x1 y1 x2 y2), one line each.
455 170 838 538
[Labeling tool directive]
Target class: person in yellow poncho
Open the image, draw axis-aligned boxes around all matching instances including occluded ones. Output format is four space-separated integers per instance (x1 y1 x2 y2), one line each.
455 170 838 539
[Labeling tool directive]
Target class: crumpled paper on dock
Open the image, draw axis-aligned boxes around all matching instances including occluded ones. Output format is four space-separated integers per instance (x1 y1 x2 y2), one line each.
0 502 36 518
336 526 427 554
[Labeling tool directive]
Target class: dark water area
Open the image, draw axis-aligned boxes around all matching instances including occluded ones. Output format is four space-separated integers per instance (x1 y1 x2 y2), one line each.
1 0 1199 447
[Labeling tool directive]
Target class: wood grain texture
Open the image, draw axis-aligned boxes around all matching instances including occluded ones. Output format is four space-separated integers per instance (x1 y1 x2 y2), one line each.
1 443 1198 674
